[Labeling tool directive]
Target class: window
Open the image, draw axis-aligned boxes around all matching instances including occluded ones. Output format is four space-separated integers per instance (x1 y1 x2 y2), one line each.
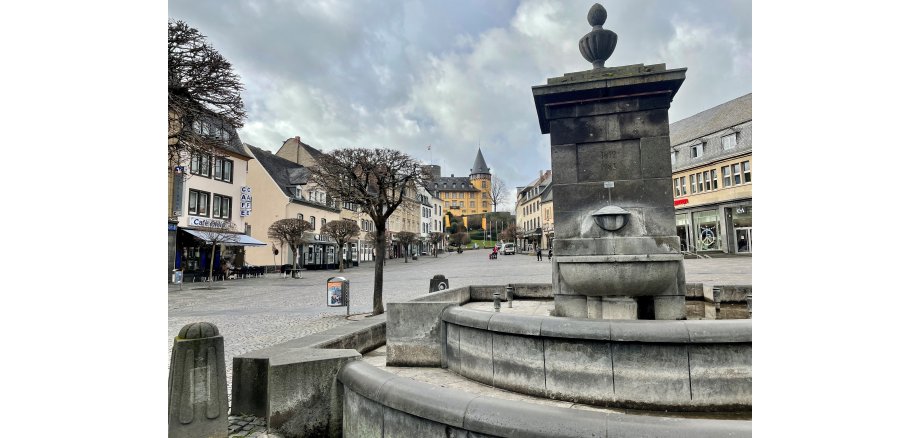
671 151 677 165
732 163 742 185
460 201 464 208
722 133 737 150
296 187 303 199
691 143 703 158
297 213 304 220
690 174 696 194
470 192 476 199
673 178 680 197
321 218 326 228
310 216 316 229
482 201 487 208
711 169 718 190
742 161 751 183
214 158 233 182
722 166 731 187
190 153 211 177
680 177 686 196
703 171 711 191
696 172 703 193
213 194 232 220
188 189 210 216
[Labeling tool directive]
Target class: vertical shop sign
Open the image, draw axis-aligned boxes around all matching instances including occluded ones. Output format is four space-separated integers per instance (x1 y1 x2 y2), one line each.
240 186 252 217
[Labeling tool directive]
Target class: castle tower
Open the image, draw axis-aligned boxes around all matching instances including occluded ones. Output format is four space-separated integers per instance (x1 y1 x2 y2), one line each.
469 148 492 213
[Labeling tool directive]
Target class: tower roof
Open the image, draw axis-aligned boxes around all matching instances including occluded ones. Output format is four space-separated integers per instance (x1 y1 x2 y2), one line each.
471 148 490 175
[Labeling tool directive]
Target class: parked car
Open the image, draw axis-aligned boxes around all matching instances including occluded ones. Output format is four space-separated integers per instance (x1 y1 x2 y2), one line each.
500 243 515 255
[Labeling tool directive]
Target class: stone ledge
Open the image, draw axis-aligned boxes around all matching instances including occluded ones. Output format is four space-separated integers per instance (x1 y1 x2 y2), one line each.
339 361 751 437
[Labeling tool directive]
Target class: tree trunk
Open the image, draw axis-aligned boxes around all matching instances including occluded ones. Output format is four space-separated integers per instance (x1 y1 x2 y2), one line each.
208 243 217 289
339 243 344 272
373 230 386 315
404 243 409 263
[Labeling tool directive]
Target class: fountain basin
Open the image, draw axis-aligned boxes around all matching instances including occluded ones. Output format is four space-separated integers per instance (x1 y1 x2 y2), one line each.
555 253 682 296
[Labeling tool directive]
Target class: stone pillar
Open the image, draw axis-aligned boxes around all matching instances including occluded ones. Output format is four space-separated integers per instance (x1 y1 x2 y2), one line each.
532 6 687 320
169 322 228 438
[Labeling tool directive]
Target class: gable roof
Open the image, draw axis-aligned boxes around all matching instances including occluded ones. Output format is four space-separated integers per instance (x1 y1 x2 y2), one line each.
669 93 752 146
247 144 309 193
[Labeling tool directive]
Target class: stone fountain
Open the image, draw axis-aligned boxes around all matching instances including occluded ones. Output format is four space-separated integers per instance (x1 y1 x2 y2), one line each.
229 5 751 437
533 3 689 321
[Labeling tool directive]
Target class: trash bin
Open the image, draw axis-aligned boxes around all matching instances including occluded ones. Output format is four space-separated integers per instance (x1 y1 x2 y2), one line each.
327 276 350 315
429 275 449 293
172 269 183 284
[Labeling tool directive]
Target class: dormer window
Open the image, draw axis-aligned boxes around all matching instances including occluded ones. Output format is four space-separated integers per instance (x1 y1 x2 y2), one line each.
721 133 737 150
691 143 704 159
295 187 303 199
671 151 677 165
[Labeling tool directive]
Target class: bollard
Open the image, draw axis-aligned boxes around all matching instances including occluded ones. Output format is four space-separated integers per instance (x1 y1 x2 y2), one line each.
493 291 501 312
745 293 752 318
429 274 449 293
506 285 514 309
168 322 228 438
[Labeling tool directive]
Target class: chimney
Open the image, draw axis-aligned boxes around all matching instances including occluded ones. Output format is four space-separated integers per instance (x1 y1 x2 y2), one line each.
295 136 301 144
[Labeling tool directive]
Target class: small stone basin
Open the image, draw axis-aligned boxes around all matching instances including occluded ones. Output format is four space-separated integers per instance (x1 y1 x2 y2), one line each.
556 254 682 296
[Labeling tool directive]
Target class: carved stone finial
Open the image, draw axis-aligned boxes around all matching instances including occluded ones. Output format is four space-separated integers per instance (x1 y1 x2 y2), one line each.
579 3 618 69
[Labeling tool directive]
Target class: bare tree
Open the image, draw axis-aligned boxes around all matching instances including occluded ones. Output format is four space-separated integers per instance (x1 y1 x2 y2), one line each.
428 231 445 258
500 223 518 243
267 218 314 274
321 220 361 272
489 177 509 212
193 222 240 288
450 231 471 250
168 20 246 169
308 148 427 315
395 231 418 263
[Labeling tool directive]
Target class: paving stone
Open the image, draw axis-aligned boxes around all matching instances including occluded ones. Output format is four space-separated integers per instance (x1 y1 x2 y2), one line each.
169 253 750 409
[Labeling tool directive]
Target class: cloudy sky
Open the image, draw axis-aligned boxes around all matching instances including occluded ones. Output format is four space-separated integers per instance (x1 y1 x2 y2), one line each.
169 0 751 207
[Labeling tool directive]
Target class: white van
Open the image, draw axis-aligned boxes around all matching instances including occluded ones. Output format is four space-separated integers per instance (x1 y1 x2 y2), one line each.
500 243 515 255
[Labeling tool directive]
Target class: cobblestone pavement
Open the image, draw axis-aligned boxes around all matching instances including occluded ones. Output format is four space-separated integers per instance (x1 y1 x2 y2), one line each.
168 252 750 435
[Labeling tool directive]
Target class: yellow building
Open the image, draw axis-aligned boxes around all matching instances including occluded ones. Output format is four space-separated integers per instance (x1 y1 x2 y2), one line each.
427 148 493 219
670 93 752 254
273 136 376 263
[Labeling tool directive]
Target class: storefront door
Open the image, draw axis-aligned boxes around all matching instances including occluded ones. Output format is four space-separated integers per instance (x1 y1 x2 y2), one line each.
735 228 752 253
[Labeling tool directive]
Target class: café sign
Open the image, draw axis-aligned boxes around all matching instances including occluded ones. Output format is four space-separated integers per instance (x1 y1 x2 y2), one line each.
188 217 230 228
240 186 253 217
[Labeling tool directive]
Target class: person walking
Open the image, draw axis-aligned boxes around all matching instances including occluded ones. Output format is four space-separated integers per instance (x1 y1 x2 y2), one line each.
536 247 543 261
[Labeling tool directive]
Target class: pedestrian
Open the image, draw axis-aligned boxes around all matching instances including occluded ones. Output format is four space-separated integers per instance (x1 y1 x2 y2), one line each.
548 248 553 260
536 247 542 261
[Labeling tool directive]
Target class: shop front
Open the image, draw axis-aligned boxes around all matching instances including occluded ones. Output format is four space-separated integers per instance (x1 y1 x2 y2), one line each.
674 200 752 255
298 234 338 270
175 227 267 279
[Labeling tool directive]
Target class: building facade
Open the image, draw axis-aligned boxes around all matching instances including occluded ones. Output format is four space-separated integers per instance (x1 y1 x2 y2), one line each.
426 148 493 218
245 144 347 269
515 170 552 252
670 93 752 255
169 115 266 278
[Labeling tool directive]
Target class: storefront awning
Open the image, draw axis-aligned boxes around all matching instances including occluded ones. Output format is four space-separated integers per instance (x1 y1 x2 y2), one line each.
183 229 267 246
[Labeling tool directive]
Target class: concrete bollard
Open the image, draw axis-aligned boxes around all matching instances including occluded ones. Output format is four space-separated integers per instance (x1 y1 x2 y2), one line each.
168 322 228 438
506 285 514 308
493 291 501 312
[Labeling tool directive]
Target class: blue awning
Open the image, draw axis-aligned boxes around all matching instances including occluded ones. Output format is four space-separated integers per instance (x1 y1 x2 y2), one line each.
183 229 267 246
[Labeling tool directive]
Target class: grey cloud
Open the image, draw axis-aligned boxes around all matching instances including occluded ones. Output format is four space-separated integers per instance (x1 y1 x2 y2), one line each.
169 0 751 195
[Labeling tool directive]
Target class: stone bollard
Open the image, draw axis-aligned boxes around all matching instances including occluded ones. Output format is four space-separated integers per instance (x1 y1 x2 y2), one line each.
429 274 449 293
169 322 228 438
506 285 514 309
493 291 501 312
